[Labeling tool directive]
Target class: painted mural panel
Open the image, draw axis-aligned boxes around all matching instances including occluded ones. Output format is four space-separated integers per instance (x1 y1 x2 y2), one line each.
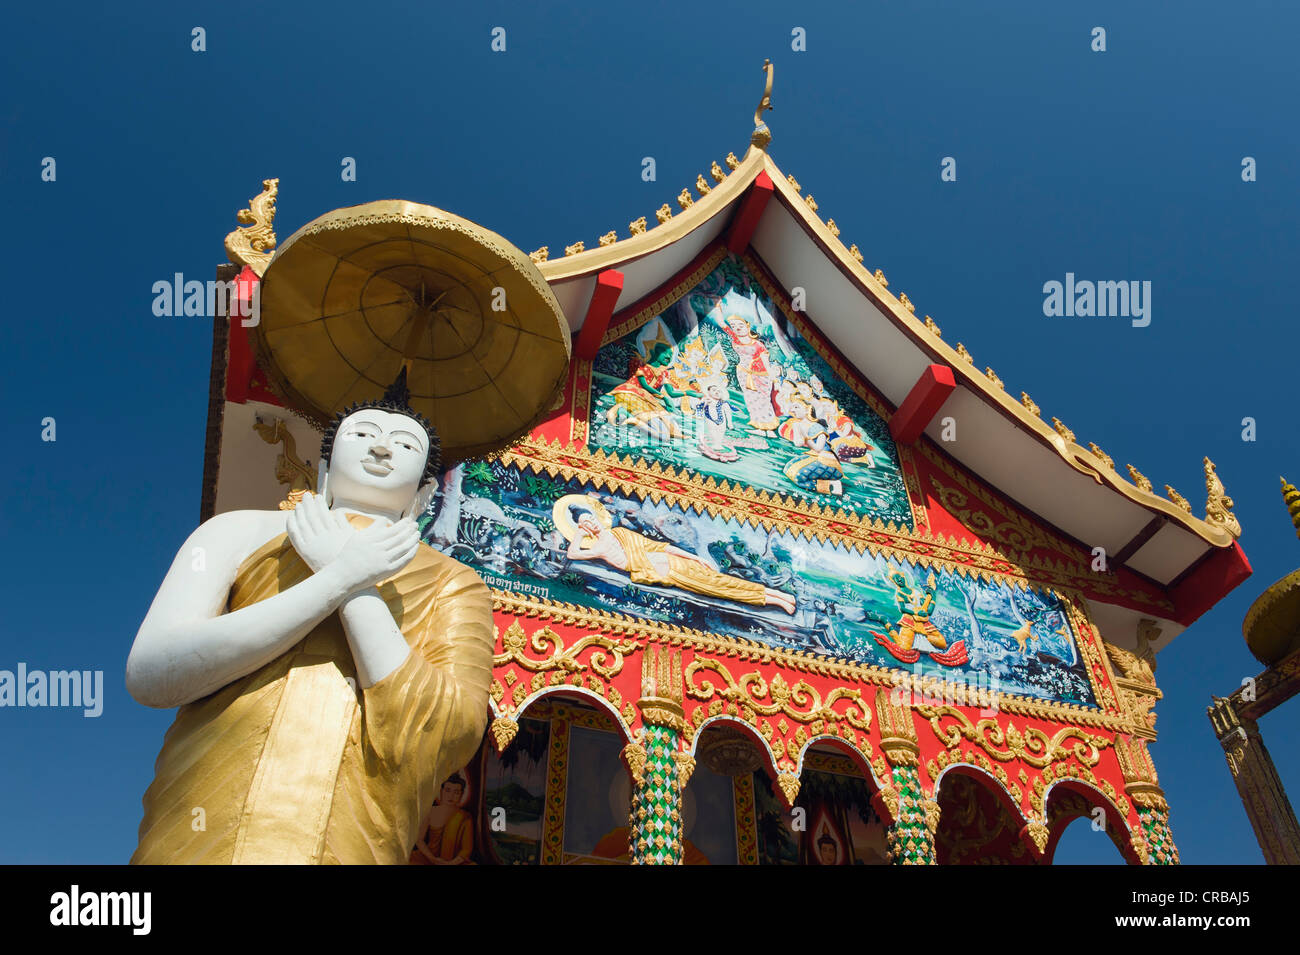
422 462 1098 706
560 725 736 864
587 254 912 527
753 762 890 865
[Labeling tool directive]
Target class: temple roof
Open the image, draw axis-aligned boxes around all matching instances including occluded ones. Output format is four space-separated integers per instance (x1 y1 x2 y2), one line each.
529 138 1247 635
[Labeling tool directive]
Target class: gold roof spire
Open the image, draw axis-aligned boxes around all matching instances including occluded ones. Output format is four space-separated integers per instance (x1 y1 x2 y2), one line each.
1282 476 1300 540
751 59 774 149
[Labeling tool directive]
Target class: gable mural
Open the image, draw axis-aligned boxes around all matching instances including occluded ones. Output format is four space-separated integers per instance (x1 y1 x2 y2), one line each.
421 460 1098 707
585 254 913 528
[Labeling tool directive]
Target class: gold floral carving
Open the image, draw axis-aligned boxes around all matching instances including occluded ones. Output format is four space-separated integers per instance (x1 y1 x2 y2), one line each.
530 246 549 263
696 174 711 195
1024 819 1050 853
1089 443 1115 470
224 178 278 276
672 751 697 789
655 204 673 224
623 740 648 786
777 772 801 806
565 241 585 256
685 660 872 732
926 473 1062 559
495 620 636 678
629 217 647 236
677 189 694 210
599 231 617 247
490 716 519 752
922 798 941 835
1203 458 1241 537
917 705 1110 768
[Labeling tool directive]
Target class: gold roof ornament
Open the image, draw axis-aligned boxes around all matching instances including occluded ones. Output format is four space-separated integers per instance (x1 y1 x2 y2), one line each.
598 231 618 247
873 269 889 287
1020 393 1040 416
955 343 974 364
564 241 585 256
751 59 774 149
710 161 726 183
725 152 740 170
224 178 279 276
1089 443 1115 470
695 174 711 195
1051 418 1075 443
1283 476 1300 540
629 216 648 235
924 315 941 336
529 246 549 263
677 188 694 210
655 204 673 224
1202 458 1241 538
1127 465 1153 492
1165 485 1192 513
255 199 571 462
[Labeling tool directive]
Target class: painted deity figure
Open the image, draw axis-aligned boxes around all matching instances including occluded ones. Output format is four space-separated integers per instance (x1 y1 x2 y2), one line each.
409 773 474 865
870 569 968 666
778 398 845 496
694 377 738 462
606 332 693 443
722 314 780 431
126 371 495 864
554 496 796 614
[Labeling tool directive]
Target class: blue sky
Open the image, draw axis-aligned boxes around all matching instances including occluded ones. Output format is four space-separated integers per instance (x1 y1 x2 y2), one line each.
1 1 1296 863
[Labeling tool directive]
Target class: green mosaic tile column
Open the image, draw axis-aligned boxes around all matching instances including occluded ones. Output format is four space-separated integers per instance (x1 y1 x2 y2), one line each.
885 765 936 865
1138 804 1180 865
630 723 683 865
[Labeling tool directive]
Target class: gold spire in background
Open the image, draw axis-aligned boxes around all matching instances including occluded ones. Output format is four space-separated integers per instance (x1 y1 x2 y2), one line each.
1282 476 1300 540
751 59 774 149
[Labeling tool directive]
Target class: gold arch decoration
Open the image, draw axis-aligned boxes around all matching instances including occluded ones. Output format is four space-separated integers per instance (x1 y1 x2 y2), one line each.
916 705 1111 769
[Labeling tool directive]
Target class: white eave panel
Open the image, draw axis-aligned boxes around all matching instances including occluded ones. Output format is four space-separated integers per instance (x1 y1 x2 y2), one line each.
1125 523 1208 585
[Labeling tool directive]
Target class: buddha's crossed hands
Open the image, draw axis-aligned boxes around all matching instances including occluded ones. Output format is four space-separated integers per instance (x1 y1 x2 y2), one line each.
287 492 420 592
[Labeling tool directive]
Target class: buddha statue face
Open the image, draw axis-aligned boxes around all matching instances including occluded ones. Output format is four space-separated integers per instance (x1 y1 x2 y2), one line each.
325 408 430 514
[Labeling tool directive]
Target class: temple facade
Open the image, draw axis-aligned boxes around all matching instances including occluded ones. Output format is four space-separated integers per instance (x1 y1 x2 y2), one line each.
206 74 1250 864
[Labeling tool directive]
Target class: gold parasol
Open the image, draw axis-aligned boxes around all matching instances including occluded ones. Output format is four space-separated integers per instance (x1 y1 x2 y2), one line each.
254 199 571 462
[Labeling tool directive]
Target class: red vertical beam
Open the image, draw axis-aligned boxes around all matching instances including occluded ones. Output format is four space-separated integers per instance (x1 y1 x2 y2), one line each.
726 170 775 254
889 364 956 444
225 266 259 403
575 269 624 360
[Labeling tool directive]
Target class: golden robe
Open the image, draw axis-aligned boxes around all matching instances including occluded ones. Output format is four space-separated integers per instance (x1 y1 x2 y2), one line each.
607 527 766 605
132 515 494 865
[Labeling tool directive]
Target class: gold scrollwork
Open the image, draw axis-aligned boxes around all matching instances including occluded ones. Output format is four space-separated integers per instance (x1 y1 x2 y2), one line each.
917 705 1110 768
495 620 637 678
685 659 871 732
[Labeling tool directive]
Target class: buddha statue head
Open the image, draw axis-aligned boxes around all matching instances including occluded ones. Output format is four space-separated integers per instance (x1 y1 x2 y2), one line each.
316 367 441 519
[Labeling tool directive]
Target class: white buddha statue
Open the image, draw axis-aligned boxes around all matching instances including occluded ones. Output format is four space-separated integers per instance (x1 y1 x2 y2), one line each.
126 371 494 864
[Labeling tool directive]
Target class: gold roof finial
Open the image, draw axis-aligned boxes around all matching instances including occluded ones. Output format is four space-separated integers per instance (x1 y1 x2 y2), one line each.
224 178 279 276
1203 458 1241 538
1283 476 1300 540
751 59 774 149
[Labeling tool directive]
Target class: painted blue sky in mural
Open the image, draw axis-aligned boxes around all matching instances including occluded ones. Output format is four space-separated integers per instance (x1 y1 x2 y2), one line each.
588 254 913 528
422 460 1096 707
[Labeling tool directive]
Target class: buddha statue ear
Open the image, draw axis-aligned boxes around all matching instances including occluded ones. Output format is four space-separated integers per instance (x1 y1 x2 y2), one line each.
401 481 437 522
316 462 331 507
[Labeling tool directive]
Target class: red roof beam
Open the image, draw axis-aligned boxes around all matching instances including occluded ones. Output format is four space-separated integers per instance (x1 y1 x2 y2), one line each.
726 170 775 254
1171 540 1252 627
889 364 956 444
574 269 624 360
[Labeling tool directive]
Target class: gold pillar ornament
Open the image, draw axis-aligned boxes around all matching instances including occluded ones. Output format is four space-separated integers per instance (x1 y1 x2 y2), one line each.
1208 697 1300 864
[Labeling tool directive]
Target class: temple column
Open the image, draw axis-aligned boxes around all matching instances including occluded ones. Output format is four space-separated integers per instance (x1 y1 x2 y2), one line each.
876 689 938 865
624 645 690 865
1208 696 1300 864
